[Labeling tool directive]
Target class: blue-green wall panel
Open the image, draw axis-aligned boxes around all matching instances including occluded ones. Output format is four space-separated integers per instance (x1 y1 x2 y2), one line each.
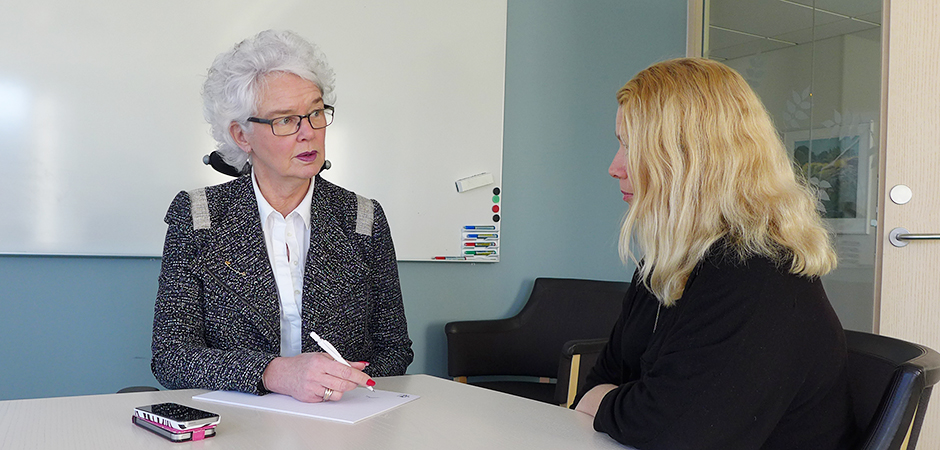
0 256 160 399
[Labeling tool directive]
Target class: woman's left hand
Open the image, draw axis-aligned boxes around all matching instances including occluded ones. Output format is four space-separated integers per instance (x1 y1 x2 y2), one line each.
261 352 372 403
574 384 617 417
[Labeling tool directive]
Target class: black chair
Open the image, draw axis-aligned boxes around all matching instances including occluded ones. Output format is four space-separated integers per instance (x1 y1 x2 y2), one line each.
445 277 628 405
202 150 331 177
557 337 609 407
846 330 940 450
116 386 159 394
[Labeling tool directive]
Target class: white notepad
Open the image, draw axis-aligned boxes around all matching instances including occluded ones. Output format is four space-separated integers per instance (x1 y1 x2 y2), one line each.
192 388 419 424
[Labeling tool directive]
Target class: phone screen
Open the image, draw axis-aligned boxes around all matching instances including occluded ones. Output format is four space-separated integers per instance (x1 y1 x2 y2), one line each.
139 403 216 422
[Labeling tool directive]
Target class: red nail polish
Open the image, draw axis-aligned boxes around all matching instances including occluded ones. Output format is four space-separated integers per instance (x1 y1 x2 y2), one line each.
366 379 376 387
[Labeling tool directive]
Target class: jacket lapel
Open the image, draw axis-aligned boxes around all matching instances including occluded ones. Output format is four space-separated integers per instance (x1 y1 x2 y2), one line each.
301 178 367 352
199 176 281 347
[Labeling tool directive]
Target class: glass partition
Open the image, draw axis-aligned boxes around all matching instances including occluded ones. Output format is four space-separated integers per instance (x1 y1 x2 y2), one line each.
703 0 882 330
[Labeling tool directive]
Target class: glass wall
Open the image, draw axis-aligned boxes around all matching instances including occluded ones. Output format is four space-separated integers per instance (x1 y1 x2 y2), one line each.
703 0 882 330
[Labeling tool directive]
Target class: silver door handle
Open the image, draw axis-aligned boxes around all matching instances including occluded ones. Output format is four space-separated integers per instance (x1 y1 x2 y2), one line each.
889 227 940 247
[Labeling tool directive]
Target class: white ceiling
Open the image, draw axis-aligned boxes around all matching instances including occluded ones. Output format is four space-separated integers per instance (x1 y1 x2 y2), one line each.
706 0 881 60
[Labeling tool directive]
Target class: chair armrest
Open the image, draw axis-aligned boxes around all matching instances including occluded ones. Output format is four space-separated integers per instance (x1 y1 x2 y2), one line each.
556 338 609 406
116 386 160 394
445 317 522 335
562 338 609 357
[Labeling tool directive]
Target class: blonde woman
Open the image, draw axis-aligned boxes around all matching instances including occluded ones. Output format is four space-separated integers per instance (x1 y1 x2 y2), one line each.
574 58 856 449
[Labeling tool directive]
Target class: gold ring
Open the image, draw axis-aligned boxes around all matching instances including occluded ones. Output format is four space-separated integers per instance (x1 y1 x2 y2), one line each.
323 388 333 401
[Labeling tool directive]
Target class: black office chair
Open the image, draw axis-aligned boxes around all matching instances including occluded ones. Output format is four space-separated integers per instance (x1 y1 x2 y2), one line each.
445 277 628 405
203 150 331 177
203 150 250 177
846 330 940 450
117 386 159 394
557 337 609 407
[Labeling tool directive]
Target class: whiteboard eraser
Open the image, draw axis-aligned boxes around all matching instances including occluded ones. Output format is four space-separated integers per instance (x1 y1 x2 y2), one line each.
455 172 494 193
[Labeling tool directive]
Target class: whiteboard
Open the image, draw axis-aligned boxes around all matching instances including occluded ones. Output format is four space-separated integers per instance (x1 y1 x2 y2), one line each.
0 0 506 261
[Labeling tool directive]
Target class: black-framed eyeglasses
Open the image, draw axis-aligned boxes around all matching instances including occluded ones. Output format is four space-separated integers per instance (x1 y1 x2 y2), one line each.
247 105 334 136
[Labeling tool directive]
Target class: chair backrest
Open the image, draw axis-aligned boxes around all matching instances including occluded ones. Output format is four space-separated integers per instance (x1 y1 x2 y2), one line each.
445 277 628 378
846 330 940 450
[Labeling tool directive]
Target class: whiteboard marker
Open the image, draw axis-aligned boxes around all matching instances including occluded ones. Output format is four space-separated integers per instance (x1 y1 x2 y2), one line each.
465 233 498 239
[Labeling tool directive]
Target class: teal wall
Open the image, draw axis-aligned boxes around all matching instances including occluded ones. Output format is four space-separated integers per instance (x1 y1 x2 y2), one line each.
0 0 687 400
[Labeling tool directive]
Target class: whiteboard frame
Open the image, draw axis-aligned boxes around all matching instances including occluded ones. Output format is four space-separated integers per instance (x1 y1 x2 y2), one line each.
0 0 507 261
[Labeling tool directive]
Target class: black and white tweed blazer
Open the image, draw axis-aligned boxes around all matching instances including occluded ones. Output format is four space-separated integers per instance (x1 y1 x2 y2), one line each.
151 174 413 395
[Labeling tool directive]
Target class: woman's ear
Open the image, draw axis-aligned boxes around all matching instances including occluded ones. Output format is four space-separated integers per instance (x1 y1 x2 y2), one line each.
229 122 252 154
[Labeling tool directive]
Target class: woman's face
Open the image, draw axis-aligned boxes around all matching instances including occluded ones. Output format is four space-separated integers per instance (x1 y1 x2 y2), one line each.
609 107 634 203
230 72 326 189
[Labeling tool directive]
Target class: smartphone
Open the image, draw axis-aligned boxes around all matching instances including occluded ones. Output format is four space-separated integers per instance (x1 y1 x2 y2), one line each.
134 403 220 430
132 415 216 442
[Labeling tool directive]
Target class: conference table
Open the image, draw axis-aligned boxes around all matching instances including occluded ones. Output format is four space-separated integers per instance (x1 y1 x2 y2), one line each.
0 374 625 449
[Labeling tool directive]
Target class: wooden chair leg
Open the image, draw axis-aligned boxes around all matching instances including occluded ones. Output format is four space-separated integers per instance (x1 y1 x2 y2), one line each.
901 402 920 450
565 354 582 408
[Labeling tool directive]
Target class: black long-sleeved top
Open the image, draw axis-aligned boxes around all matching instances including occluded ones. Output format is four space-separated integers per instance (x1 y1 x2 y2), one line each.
577 248 856 449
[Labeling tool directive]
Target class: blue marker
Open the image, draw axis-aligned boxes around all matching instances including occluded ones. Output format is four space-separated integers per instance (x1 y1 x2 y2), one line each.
463 225 497 230
467 233 498 239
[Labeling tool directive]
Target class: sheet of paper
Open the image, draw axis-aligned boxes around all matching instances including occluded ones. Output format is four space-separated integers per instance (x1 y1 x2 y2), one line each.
192 388 419 424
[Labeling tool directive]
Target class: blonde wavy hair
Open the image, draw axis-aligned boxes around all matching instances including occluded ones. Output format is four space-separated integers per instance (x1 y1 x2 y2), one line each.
616 57 836 306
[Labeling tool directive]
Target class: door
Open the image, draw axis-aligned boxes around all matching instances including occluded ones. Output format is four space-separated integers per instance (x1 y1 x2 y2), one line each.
876 0 940 445
696 0 940 445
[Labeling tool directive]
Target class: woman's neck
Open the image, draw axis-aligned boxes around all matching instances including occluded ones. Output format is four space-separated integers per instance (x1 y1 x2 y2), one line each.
256 175 311 217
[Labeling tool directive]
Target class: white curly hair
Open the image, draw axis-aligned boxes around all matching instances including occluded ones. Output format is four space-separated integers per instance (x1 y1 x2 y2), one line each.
202 29 336 169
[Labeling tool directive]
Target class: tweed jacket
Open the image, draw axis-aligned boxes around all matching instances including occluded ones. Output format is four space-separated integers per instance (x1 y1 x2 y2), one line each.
152 174 413 395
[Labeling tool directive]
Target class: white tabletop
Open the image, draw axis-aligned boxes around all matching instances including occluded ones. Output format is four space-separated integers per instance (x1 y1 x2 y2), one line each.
0 374 623 449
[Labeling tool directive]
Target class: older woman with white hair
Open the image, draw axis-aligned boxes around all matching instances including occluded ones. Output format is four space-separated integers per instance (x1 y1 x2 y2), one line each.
152 30 413 403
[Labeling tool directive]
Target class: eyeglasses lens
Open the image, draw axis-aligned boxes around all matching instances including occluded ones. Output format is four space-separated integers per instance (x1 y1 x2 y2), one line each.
271 109 334 136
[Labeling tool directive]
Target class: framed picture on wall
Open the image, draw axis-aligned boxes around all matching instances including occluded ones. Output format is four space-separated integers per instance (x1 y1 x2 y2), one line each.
785 122 874 235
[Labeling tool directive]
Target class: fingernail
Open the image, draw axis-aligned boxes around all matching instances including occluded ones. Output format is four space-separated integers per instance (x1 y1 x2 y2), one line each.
366 379 376 387
357 361 370 366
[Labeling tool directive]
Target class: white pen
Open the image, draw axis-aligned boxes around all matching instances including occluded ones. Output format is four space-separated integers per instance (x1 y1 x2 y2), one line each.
309 331 375 391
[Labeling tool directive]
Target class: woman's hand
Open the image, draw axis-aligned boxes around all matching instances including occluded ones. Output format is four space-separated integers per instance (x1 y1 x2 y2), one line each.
575 384 617 417
261 353 373 402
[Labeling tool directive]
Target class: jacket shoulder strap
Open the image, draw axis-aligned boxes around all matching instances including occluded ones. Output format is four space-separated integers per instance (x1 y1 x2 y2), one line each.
188 187 211 230
355 194 373 236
